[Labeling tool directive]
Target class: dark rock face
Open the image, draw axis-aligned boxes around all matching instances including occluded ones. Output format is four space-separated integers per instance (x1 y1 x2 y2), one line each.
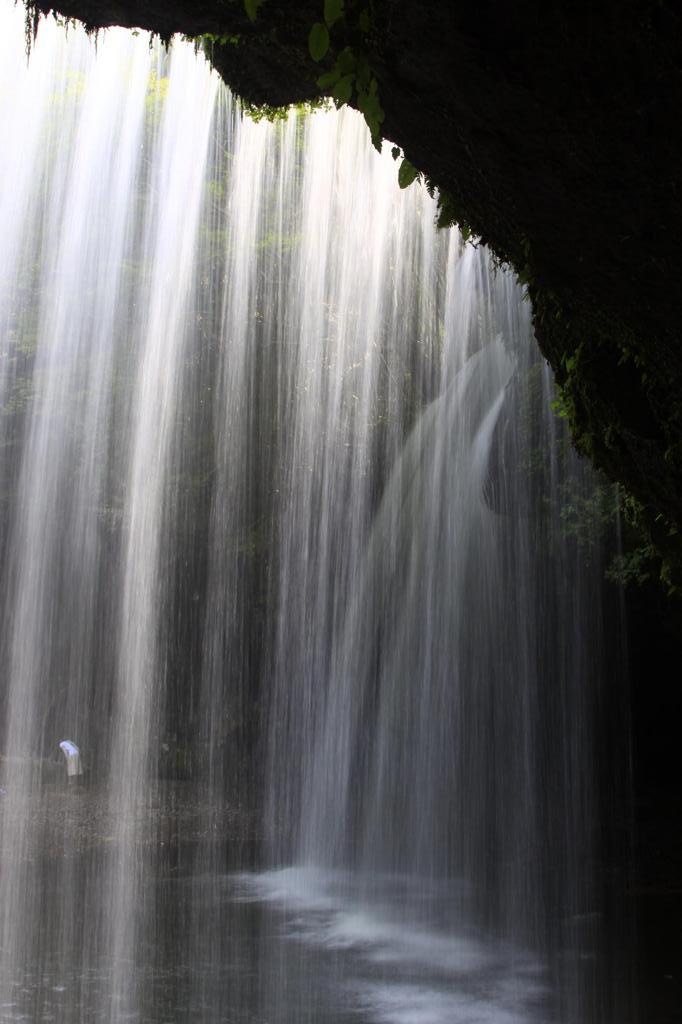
32 1 682 553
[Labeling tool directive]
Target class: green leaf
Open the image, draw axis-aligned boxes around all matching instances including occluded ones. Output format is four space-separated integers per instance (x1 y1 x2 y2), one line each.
355 87 369 115
324 0 344 28
336 47 355 75
357 80 384 150
316 69 339 90
332 74 353 104
398 158 419 189
357 84 383 123
244 0 263 22
358 8 371 33
391 146 400 161
355 54 371 89
308 22 330 61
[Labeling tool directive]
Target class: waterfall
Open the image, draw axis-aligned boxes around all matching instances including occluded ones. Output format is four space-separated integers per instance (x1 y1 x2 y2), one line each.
0 5 625 1022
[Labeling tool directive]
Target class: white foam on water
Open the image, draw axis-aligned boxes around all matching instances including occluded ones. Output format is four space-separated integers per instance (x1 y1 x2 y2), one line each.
236 868 550 1024
355 981 544 1024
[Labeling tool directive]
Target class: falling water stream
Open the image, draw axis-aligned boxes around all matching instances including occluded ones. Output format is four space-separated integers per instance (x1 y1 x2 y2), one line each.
0 7 629 1023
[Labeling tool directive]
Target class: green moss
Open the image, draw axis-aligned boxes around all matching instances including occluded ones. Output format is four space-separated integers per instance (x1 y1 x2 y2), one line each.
241 97 330 123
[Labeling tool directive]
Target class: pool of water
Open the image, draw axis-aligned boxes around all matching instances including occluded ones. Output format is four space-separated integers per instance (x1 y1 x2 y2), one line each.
2 853 613 1024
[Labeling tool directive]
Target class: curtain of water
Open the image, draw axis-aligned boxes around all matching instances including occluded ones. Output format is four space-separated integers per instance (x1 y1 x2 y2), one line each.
0 6 620 1022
